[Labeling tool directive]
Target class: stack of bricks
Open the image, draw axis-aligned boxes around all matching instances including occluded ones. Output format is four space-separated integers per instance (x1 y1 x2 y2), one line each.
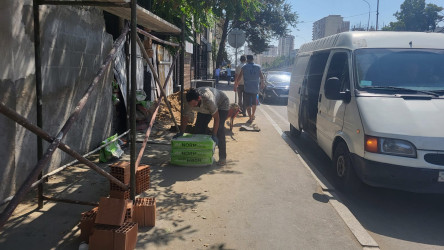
136 164 150 194
89 222 138 250
133 197 156 227
109 161 130 200
88 197 138 250
78 207 98 242
109 161 151 197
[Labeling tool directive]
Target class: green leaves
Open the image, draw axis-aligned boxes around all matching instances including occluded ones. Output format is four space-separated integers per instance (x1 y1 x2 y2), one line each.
382 0 443 31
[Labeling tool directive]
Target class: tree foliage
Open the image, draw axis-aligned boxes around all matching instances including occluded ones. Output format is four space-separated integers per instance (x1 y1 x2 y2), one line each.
141 0 298 67
382 0 443 31
235 0 298 55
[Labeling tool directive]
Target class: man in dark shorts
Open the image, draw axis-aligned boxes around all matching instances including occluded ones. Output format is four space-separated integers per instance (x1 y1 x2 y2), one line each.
233 55 265 123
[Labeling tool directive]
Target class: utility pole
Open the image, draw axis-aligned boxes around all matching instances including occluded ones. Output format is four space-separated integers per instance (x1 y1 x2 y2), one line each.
361 0 371 31
376 0 380 30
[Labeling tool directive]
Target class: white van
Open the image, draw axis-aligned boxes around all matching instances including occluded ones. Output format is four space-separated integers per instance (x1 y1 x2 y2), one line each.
287 31 444 192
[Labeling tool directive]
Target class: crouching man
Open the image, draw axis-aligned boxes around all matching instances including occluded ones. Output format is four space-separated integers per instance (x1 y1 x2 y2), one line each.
176 87 230 166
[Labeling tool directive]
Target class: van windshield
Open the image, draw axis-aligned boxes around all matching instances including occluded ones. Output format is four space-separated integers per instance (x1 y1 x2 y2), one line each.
355 48 444 94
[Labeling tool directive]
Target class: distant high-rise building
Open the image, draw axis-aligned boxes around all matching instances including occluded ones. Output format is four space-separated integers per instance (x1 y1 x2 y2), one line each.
312 15 350 40
263 45 278 56
278 35 294 56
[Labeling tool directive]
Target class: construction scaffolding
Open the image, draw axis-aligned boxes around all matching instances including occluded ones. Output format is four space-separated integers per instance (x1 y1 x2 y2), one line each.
0 0 182 229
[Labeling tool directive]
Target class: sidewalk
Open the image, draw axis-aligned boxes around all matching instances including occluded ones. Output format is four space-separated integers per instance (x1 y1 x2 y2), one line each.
0 81 362 249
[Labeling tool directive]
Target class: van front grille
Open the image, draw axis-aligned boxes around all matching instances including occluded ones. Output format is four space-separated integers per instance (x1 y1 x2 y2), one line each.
424 154 444 166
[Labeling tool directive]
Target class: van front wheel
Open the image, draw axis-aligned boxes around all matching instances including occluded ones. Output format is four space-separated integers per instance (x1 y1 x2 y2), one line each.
333 142 362 192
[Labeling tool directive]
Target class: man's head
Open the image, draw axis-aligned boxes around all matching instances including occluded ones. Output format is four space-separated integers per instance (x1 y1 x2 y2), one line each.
240 55 246 63
247 55 254 63
186 88 201 107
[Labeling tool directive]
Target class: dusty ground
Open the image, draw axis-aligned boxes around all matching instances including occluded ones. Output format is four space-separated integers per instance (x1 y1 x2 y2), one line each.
0 90 222 249
0 86 360 250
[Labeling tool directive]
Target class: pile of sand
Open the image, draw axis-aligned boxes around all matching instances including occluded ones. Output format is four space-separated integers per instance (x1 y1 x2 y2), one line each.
154 91 185 130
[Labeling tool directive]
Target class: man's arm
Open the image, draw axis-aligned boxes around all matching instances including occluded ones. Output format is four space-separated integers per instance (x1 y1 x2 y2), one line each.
259 70 265 90
212 111 220 136
180 116 188 133
234 69 243 92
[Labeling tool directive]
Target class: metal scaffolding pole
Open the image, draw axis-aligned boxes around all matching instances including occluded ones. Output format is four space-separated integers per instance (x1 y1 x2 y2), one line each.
0 23 130 229
130 0 137 201
33 0 44 209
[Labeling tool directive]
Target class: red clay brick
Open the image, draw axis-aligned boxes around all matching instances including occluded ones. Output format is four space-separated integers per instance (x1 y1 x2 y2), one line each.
89 222 138 250
114 222 138 250
125 200 133 222
110 161 131 184
79 207 98 242
89 224 117 250
133 197 156 227
109 190 130 200
136 165 150 194
95 197 126 226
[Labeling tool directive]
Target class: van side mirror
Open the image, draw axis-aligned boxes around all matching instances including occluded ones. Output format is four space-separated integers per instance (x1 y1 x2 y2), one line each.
324 77 351 103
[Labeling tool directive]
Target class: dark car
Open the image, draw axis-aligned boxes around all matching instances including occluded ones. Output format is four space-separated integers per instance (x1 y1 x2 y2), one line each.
259 71 291 103
220 69 235 82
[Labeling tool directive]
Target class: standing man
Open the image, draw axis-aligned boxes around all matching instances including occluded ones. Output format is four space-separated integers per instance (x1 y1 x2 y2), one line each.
215 67 221 85
176 87 230 166
234 55 265 123
234 55 247 116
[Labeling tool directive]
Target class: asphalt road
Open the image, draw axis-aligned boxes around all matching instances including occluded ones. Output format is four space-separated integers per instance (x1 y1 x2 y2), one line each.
259 95 444 250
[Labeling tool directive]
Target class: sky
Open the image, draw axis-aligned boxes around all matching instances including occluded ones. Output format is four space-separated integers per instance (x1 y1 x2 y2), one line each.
277 0 444 49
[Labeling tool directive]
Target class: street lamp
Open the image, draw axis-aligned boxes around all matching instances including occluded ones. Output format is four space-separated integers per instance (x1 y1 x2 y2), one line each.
361 0 371 31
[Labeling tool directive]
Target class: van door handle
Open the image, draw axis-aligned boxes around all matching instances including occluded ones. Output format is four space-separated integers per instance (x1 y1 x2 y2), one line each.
318 94 322 102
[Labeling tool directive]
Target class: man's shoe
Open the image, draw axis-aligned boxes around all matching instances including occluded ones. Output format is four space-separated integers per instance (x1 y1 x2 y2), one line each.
218 159 226 166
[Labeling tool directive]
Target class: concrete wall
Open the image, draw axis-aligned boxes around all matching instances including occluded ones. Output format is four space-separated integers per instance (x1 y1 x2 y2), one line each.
0 1 114 201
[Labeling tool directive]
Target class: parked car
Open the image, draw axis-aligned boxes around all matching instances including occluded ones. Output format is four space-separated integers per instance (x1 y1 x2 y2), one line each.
259 71 291 103
220 69 235 82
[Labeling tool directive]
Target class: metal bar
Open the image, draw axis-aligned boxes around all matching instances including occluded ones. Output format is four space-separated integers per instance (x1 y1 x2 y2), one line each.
0 102 129 190
136 28 180 47
0 130 130 207
130 0 137 201
0 25 129 229
42 196 98 207
39 1 130 7
180 15 185 124
33 0 44 210
135 55 178 168
125 27 131 144
136 35 180 132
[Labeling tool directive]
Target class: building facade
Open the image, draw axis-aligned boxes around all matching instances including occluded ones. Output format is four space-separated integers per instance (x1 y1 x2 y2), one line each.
312 15 350 40
278 35 295 56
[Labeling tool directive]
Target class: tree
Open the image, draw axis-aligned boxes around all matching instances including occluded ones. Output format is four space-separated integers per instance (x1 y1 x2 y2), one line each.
213 0 298 67
236 0 298 55
142 0 298 68
382 0 443 31
145 0 218 47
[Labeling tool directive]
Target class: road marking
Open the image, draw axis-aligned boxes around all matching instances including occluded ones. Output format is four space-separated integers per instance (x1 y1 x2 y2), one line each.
260 107 380 249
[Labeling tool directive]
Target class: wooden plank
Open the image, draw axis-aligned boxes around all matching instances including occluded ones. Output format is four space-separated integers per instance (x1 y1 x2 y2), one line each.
99 4 181 34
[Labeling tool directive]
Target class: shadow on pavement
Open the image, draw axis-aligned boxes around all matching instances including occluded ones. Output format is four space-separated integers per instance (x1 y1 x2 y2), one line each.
285 130 444 247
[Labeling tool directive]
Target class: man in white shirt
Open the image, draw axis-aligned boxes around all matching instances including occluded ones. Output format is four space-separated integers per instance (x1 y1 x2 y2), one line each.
177 87 230 165
234 55 247 116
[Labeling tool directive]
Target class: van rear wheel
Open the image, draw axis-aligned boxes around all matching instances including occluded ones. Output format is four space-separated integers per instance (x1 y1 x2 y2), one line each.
333 142 362 192
290 124 301 137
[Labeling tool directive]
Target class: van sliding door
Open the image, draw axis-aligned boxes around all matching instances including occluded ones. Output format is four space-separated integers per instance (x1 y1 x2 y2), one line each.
300 51 329 138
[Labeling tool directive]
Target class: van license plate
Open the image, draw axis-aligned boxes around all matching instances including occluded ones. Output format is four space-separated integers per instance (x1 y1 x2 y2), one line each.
438 172 444 182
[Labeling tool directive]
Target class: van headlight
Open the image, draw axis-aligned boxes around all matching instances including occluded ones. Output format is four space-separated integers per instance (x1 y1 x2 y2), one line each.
365 136 417 158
